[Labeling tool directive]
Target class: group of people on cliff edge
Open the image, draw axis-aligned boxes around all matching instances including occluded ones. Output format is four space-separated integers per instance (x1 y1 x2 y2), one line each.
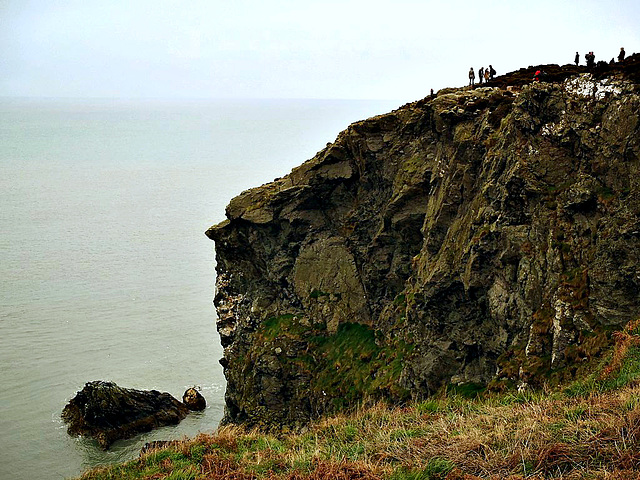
466 46 628 89
575 48 625 67
468 65 496 86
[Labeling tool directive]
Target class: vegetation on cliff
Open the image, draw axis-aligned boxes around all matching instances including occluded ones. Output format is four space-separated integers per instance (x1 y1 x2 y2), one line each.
77 320 640 478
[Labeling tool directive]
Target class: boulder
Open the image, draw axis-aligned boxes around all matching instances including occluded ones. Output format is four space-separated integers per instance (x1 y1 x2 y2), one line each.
182 387 206 411
62 381 189 449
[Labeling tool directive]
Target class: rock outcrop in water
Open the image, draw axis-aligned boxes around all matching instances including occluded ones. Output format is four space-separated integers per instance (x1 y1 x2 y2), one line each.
207 57 640 430
62 381 189 449
182 387 207 411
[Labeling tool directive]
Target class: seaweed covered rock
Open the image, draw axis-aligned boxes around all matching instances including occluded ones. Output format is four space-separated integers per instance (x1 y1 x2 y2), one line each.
62 381 189 449
207 61 640 430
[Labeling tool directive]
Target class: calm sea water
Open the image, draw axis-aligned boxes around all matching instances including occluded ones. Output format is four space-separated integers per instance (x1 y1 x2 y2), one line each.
0 98 399 479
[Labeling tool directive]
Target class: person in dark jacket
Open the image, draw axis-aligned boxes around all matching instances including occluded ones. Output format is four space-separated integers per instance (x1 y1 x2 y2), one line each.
489 65 496 79
478 66 484 84
469 67 475 86
618 47 626 62
585 52 595 68
575 52 580 65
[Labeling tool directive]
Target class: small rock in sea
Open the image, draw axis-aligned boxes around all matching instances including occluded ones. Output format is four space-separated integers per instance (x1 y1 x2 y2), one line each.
62 381 189 450
182 387 206 411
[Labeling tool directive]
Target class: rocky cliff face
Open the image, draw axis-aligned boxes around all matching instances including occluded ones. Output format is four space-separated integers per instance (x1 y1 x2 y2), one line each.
207 61 640 429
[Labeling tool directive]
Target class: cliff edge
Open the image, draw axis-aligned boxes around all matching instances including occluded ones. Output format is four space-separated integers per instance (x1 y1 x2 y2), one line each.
207 58 640 429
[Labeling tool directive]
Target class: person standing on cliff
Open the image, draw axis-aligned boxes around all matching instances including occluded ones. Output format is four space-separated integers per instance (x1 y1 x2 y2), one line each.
469 67 475 86
478 66 484 84
618 47 626 62
484 68 490 83
575 52 580 65
489 65 496 79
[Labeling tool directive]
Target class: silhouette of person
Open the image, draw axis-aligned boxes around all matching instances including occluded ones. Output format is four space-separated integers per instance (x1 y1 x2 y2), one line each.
618 47 626 62
575 52 579 66
489 65 496 79
585 52 595 68
469 67 475 86
478 67 484 84
484 68 490 83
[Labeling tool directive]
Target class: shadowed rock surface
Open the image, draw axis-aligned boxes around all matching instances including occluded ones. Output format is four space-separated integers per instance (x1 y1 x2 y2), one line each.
62 381 189 449
207 58 640 430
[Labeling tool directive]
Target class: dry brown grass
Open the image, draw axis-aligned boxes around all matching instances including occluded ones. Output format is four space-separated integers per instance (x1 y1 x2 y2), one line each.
601 319 640 380
79 322 640 480
78 384 640 479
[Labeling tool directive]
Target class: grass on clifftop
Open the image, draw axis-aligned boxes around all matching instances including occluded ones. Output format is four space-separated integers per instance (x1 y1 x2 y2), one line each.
77 321 640 480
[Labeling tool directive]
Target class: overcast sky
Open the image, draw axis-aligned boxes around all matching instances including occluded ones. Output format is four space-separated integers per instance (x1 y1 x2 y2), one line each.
1 0 639 102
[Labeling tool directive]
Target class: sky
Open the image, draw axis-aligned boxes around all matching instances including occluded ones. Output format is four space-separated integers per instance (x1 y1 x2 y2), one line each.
1 0 639 102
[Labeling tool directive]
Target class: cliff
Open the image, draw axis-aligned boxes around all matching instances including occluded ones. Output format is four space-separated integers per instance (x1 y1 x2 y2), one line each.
206 58 640 429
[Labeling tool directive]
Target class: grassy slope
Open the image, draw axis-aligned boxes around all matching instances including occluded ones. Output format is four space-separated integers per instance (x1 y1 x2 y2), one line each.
77 322 640 480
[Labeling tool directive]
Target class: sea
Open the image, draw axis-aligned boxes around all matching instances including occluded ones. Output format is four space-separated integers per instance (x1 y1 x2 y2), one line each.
0 97 400 480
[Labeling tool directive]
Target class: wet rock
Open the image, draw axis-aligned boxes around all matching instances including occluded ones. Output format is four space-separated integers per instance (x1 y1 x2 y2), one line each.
62 381 189 449
182 387 206 411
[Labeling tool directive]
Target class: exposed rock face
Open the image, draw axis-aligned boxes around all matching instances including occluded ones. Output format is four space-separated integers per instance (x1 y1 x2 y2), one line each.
182 387 206 411
62 381 189 449
207 60 640 429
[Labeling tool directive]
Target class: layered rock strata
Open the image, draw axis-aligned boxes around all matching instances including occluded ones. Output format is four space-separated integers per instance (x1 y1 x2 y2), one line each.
207 63 640 429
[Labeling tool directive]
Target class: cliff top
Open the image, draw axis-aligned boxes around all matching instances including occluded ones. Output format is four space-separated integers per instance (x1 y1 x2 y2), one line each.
472 53 640 89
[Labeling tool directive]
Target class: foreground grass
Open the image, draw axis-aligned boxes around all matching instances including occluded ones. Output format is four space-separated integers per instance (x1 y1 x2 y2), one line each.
76 385 640 480
78 325 640 480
